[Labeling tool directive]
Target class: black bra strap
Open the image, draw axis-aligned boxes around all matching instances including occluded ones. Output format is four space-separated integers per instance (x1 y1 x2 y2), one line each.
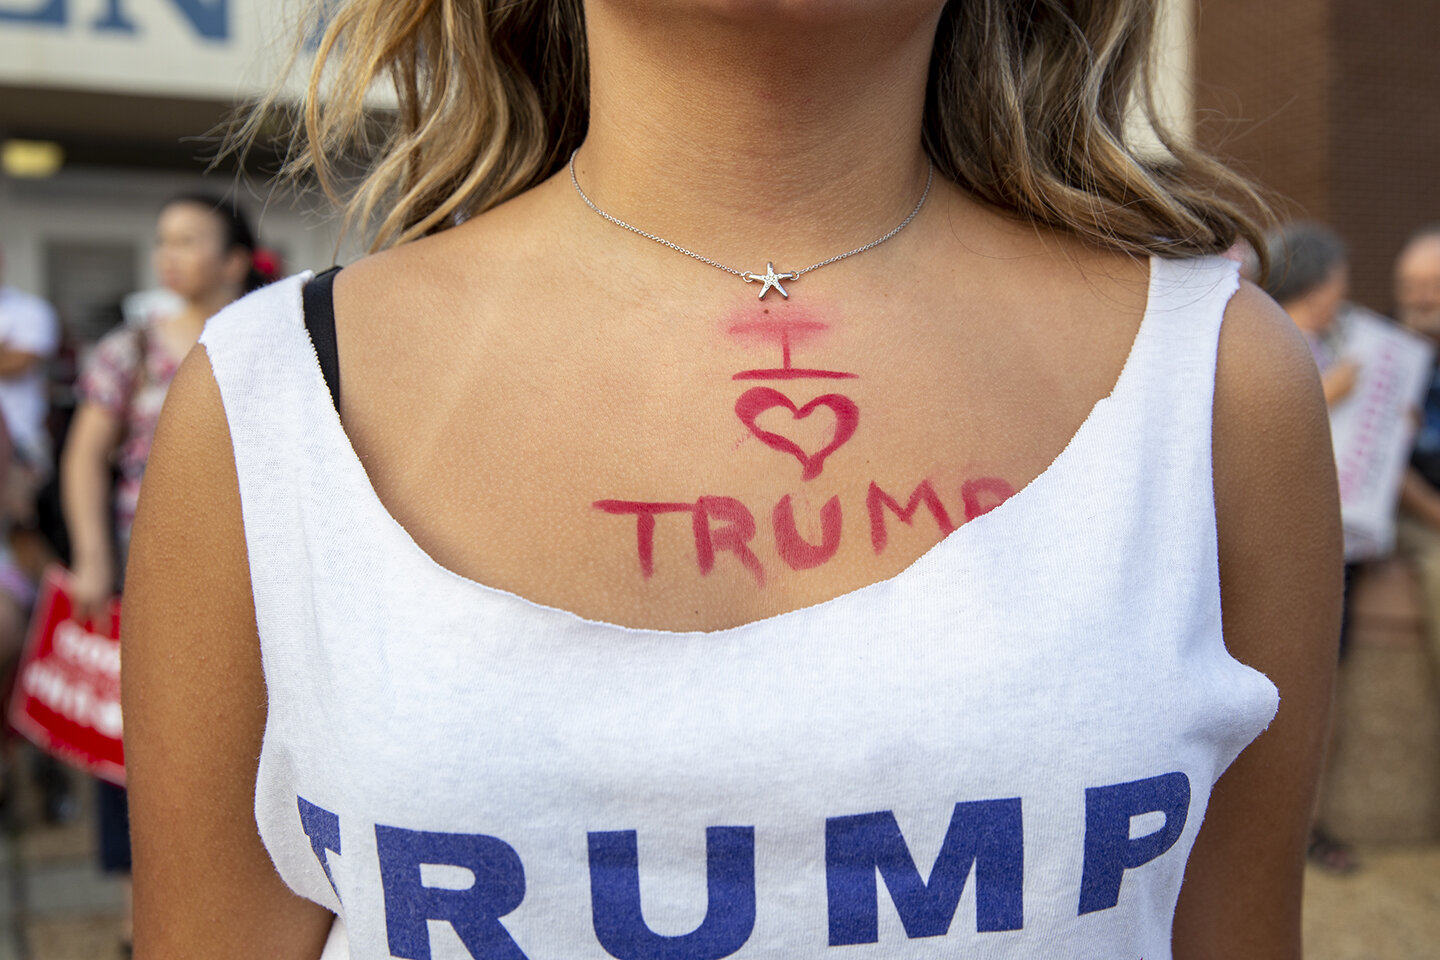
302 266 343 413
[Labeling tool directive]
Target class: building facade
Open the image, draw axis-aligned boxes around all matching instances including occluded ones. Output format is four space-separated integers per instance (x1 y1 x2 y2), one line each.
1195 0 1440 310
0 0 347 340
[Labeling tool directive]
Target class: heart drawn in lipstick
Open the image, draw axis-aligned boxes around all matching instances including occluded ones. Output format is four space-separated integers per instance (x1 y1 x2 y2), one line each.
734 387 859 481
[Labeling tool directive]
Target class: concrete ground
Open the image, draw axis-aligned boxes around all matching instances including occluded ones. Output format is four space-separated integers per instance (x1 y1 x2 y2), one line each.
0 748 1434 960
0 749 129 960
1304 845 1440 959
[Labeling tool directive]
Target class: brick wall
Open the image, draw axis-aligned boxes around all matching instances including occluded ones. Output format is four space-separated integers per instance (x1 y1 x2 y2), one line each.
1330 0 1440 312
1194 0 1440 310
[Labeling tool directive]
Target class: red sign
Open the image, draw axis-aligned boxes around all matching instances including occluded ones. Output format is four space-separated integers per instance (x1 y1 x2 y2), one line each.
8 566 124 785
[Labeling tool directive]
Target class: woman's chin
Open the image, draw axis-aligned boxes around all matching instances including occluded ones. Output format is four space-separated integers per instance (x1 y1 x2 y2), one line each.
599 0 939 30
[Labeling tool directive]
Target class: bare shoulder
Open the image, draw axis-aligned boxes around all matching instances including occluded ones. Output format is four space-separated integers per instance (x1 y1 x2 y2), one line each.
329 231 460 336
326 199 549 385
331 184 556 327
124 346 334 958
146 345 232 455
1211 275 1339 693
1212 279 1341 662
127 346 245 563
1214 279 1333 461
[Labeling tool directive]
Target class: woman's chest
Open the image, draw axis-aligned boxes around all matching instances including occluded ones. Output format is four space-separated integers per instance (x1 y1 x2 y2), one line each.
335 296 1132 631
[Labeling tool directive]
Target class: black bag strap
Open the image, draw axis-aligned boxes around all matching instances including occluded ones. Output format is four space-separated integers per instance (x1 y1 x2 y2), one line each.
302 266 343 413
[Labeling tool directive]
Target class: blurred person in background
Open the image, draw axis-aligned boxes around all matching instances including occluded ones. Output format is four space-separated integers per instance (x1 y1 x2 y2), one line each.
1395 225 1440 339
1262 222 1356 409
59 193 260 952
1395 225 1440 680
0 245 60 806
1261 220 1359 875
0 246 59 658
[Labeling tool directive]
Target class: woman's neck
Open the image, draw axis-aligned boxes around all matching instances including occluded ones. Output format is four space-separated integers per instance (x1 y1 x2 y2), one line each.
576 1 945 263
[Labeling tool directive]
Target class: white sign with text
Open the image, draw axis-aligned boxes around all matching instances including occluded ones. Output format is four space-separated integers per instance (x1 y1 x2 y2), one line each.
1330 307 1434 561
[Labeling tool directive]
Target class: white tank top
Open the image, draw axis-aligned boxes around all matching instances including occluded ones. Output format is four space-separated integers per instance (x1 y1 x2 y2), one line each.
198 254 1277 960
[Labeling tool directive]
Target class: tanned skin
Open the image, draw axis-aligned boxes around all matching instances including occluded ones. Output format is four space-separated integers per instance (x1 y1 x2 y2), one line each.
123 2 1339 956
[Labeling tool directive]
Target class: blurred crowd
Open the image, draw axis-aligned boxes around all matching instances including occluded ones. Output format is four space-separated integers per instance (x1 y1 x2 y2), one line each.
0 193 274 947
1245 219 1440 875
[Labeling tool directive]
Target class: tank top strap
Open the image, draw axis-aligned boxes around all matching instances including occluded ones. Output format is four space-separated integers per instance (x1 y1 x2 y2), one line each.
1112 255 1242 451
198 271 327 468
197 271 347 682
1021 254 1242 612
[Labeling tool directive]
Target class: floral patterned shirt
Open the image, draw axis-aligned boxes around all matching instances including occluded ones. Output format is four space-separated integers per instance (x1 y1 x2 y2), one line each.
75 319 184 543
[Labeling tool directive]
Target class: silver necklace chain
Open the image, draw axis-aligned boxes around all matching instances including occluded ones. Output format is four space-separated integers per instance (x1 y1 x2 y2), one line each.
568 149 934 299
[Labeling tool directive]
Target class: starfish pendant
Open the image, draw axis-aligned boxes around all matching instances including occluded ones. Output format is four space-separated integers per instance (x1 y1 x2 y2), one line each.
744 262 800 300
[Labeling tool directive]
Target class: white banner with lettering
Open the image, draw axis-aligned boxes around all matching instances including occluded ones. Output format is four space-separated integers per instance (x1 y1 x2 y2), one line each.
0 0 307 99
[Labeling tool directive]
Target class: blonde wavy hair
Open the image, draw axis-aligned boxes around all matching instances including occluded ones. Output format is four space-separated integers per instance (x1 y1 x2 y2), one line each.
231 0 1269 261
